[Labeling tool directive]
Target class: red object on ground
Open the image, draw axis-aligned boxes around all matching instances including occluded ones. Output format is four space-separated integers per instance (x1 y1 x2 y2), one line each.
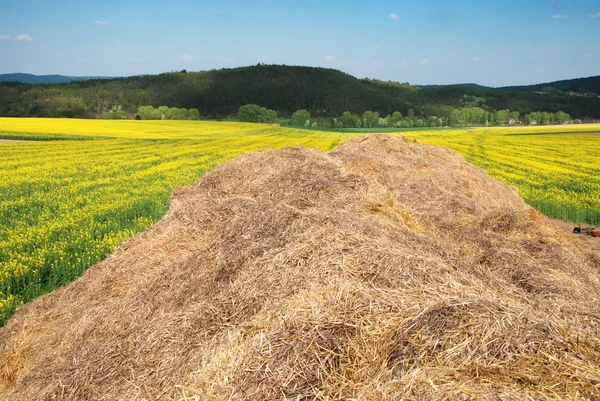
593 231 599 238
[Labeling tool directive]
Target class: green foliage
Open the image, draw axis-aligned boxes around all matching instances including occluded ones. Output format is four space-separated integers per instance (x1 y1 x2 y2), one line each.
291 109 311 126
238 104 278 123
1 65 599 121
461 94 486 108
362 111 380 128
0 119 351 325
339 111 361 128
101 105 126 119
137 105 200 120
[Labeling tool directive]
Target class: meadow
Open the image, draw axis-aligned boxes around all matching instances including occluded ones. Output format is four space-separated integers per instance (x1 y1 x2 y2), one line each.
1 118 599 325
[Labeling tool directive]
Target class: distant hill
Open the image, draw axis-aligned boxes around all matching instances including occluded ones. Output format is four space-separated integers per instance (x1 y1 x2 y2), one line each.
500 75 600 94
0 73 113 84
1 65 600 119
419 83 491 89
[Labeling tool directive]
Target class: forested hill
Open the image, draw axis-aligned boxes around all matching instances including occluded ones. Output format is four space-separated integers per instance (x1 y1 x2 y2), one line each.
500 75 600 94
1 65 600 119
0 73 113 84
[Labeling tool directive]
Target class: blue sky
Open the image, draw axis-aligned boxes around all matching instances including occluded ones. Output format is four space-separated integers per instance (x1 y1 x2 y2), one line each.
0 0 599 86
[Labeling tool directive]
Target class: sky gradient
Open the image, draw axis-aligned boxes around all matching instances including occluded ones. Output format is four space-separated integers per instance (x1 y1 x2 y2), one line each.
1 0 599 86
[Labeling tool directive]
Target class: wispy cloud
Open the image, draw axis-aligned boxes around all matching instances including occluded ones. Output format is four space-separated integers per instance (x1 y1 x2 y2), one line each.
589 12 600 19
325 55 336 62
584 54 594 59
181 54 193 61
472 56 490 66
394 60 408 67
374 44 380 49
550 14 568 20
388 13 399 20
419 58 430 65
370 60 385 66
94 20 108 25
14 34 32 41
0 35 10 40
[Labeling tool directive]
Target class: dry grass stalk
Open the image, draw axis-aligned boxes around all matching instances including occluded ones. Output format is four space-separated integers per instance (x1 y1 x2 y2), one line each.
0 134 599 400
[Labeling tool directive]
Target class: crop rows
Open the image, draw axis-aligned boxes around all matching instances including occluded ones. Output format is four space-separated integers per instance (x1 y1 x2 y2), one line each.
1 119 600 325
405 127 600 225
0 119 348 324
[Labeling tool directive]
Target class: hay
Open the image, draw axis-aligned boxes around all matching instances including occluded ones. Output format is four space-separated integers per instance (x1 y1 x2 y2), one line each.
0 134 599 400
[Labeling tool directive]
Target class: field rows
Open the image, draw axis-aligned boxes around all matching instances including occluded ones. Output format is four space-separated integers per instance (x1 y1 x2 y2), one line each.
404 127 600 224
0 119 348 323
1 119 600 325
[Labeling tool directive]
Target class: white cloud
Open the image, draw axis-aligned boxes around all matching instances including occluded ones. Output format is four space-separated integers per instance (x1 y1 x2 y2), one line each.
181 54 193 61
589 12 600 19
388 13 399 20
550 14 568 20
374 44 380 49
14 34 32 41
472 56 489 66
419 58 430 65
325 55 336 62
584 53 594 59
94 20 108 25
0 35 10 40
394 60 408 67
370 60 385 66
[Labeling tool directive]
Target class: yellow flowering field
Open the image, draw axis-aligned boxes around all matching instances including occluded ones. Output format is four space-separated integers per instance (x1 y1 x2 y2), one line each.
1 118 600 325
404 126 600 224
0 119 350 324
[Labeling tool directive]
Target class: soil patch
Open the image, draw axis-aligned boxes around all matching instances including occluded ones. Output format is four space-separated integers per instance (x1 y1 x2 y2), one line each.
549 218 600 253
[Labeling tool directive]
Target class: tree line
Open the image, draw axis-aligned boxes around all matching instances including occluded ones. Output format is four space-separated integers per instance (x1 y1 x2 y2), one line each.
276 107 581 128
1 65 599 121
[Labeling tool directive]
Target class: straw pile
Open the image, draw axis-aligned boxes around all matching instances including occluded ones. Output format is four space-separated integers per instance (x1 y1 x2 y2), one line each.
1 134 599 400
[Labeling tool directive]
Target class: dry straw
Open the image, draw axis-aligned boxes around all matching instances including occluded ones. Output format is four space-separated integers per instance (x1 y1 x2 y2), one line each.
0 134 599 400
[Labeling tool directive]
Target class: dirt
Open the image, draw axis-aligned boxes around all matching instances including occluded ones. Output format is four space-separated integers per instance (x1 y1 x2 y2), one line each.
0 139 36 143
549 218 600 252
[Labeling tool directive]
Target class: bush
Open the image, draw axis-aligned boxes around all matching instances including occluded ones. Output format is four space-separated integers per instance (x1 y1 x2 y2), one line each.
137 105 201 120
238 104 278 123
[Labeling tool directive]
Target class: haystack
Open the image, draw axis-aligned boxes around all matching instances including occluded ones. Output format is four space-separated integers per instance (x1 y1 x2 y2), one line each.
1 134 599 400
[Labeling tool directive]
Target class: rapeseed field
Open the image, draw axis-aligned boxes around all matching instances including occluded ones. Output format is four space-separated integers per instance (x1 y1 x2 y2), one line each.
404 127 600 224
0 119 348 324
1 119 599 324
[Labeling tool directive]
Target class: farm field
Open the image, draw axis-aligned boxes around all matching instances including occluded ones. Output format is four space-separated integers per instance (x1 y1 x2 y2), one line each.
1 119 600 325
402 126 600 225
0 119 350 324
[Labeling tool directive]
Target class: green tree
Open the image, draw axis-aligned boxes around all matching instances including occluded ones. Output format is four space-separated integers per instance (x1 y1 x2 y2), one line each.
188 108 200 120
291 109 311 126
362 110 379 128
527 112 542 125
238 104 277 123
541 112 555 125
555 111 570 124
